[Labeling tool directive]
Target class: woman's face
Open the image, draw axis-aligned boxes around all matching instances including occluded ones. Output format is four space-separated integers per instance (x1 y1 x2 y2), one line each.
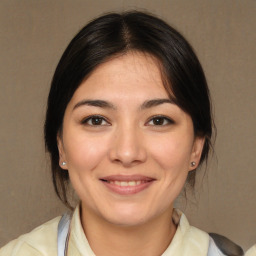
58 52 204 226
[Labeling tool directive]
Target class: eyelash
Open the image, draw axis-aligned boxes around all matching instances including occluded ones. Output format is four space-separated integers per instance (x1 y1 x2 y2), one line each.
81 115 174 127
81 115 110 126
146 115 174 126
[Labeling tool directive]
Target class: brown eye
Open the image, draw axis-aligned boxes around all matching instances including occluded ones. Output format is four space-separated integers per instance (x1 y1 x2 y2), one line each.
147 116 174 126
152 117 165 125
91 117 103 125
82 115 109 126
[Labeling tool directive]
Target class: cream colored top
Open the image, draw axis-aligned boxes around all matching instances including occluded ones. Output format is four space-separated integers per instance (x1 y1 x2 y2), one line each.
0 207 210 256
245 245 256 256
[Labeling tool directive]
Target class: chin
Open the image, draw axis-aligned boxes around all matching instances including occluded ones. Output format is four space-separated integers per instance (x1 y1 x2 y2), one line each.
100 205 154 227
106 214 149 227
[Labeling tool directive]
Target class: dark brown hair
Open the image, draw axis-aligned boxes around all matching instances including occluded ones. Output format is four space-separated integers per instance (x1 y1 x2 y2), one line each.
44 11 214 208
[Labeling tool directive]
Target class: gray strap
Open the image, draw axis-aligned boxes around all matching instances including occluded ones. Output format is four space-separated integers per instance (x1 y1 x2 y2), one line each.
209 233 244 256
58 213 71 256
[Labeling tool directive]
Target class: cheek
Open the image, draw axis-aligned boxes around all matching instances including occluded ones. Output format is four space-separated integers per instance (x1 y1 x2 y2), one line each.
64 132 109 173
149 136 193 204
149 134 193 171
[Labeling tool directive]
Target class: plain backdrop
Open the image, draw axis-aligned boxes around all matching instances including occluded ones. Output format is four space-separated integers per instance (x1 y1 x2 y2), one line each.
0 0 255 251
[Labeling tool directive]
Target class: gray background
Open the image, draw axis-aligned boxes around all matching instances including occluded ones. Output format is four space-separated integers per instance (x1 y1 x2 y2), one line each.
0 0 255 250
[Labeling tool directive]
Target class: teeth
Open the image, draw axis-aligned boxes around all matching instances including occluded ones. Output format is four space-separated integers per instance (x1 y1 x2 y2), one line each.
128 181 136 186
120 181 128 186
108 180 144 186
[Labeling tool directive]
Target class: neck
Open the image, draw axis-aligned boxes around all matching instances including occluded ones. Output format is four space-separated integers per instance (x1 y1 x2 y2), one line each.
80 205 177 256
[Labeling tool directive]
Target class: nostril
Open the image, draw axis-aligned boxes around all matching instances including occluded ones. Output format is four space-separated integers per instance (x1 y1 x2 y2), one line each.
108 134 147 166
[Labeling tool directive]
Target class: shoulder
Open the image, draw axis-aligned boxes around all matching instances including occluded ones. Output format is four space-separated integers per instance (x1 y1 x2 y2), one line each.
185 226 244 256
245 244 256 256
174 209 244 256
0 216 61 256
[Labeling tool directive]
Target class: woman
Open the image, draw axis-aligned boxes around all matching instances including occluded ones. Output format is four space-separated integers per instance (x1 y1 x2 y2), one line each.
0 11 244 256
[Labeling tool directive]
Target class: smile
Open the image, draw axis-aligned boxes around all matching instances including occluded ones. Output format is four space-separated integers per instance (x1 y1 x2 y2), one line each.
100 175 155 195
106 180 146 186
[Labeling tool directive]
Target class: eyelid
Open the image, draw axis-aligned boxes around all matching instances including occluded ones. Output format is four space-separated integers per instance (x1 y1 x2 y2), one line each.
145 115 174 126
81 115 111 126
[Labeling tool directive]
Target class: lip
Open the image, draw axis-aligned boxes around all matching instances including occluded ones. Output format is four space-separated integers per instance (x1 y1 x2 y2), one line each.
100 175 156 195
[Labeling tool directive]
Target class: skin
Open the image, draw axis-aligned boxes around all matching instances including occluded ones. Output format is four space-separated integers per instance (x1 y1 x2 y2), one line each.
58 52 205 256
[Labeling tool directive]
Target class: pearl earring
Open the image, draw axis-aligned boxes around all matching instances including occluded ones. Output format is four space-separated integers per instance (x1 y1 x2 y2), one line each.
191 161 196 167
61 162 67 166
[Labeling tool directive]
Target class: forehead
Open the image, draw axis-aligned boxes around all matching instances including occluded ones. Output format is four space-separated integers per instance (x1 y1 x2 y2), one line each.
70 52 170 104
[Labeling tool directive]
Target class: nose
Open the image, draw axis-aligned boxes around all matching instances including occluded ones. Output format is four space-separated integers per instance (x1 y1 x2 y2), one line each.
109 125 147 167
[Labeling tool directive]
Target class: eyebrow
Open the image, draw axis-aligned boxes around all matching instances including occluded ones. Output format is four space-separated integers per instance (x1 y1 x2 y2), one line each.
140 98 176 109
73 100 116 111
73 98 176 111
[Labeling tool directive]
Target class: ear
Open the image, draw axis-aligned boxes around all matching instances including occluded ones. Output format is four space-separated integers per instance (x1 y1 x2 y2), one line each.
189 136 205 171
57 133 68 170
